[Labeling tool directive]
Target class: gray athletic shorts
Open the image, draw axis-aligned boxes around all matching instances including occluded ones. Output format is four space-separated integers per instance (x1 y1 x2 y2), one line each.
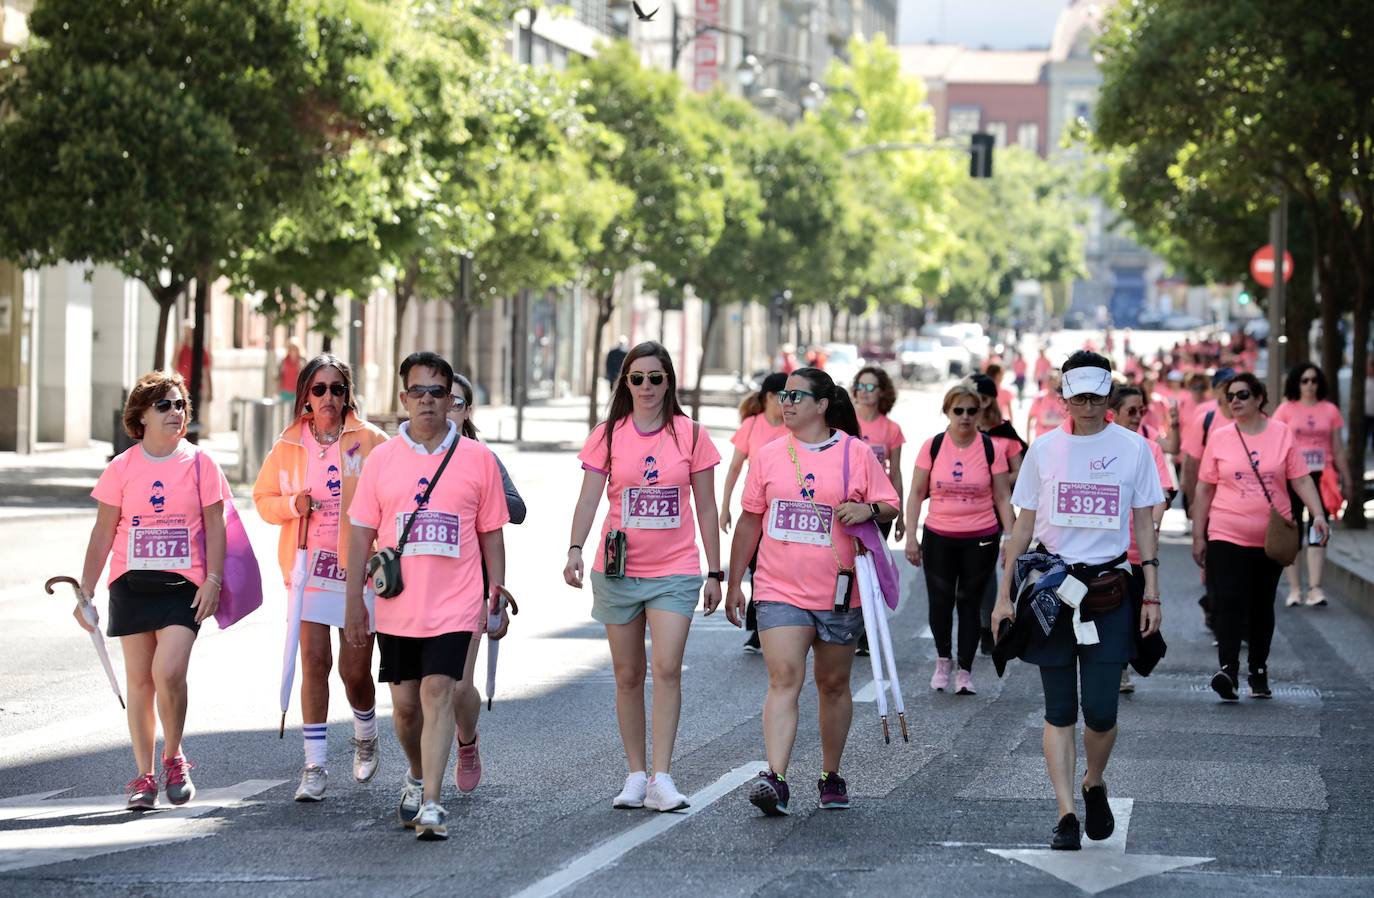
754 600 865 646
589 571 703 625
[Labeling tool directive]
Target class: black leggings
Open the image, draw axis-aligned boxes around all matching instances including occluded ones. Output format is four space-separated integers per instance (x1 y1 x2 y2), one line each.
921 529 998 669
1205 540 1282 676
1040 662 1122 732
1287 470 1322 545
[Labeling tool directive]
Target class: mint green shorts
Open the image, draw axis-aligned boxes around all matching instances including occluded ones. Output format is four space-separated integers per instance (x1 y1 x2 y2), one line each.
589 571 704 625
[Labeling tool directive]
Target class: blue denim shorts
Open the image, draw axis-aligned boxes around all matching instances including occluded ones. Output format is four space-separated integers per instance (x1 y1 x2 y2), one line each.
754 600 865 646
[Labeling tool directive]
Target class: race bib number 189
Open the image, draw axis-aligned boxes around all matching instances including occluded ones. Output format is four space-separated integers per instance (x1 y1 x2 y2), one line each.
767 499 833 546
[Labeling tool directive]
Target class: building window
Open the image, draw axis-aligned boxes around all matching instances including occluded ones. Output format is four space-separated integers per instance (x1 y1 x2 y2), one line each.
985 121 1007 147
947 105 980 138
1017 122 1039 152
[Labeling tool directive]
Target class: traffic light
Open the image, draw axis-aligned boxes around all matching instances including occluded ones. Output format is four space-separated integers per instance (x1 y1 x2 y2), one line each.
1237 291 1250 305
970 132 994 178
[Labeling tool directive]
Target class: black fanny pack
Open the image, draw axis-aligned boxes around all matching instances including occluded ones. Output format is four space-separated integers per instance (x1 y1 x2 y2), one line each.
119 570 192 593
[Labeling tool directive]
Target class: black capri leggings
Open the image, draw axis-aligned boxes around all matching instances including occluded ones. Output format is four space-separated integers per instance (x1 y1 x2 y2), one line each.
1040 662 1122 732
921 529 999 670
1205 539 1282 676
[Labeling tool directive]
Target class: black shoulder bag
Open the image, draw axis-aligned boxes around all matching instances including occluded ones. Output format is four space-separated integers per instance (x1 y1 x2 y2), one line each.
368 434 460 598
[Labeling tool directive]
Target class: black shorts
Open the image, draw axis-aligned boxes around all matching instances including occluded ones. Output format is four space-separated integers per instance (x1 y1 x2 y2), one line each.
377 631 472 683
108 572 201 637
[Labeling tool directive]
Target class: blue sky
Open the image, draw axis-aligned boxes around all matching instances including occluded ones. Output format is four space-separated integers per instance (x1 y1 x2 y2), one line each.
897 0 1069 49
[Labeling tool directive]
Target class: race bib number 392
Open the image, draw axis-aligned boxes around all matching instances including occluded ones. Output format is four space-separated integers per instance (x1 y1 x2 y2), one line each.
1050 482 1122 530
395 511 461 558
766 499 833 546
621 486 682 529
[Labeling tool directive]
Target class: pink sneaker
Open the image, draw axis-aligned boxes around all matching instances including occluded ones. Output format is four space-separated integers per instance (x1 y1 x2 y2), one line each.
955 669 976 696
162 755 196 805
126 773 158 811
930 658 952 692
454 733 482 794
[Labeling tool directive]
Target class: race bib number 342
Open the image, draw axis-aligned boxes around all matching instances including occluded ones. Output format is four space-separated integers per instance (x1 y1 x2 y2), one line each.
621 486 682 529
395 511 461 558
766 499 833 546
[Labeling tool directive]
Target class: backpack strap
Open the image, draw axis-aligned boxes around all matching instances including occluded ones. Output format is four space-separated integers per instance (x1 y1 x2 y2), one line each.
1202 409 1216 447
930 432 945 463
980 432 994 467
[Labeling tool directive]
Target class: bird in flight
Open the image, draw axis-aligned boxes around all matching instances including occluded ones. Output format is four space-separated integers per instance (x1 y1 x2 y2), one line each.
632 2 659 21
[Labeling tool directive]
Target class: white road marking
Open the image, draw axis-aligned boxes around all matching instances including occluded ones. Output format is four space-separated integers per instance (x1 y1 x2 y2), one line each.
0 779 284 873
915 624 933 639
853 679 878 703
0 789 71 809
509 762 761 898
987 797 1212 894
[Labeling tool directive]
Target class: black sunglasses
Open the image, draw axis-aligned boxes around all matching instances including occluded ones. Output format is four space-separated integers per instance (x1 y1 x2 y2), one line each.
1227 389 1253 402
854 382 879 393
626 371 666 387
779 389 819 405
310 383 348 398
153 398 187 413
405 385 450 400
950 406 979 417
1299 376 1319 385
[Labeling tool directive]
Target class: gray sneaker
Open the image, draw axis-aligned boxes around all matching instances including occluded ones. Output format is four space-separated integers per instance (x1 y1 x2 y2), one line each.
397 776 424 828
351 736 379 783
162 755 195 806
294 764 327 802
414 800 448 841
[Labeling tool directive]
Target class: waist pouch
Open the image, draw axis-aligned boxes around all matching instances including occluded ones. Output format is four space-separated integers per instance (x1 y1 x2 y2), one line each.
1080 569 1127 615
119 570 192 594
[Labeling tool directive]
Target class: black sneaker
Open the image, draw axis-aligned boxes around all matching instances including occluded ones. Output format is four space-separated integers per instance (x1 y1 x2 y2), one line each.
1051 813 1081 850
1210 669 1239 702
1248 669 1272 699
1081 783 1114 840
856 634 870 657
979 627 995 656
742 631 761 654
747 770 790 817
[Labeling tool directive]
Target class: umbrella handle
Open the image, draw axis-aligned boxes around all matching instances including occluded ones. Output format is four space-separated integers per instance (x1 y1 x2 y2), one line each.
297 504 312 551
45 575 89 607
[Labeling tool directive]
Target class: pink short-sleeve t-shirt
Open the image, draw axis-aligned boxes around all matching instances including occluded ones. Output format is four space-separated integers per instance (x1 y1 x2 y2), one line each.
91 441 232 587
857 413 905 473
578 415 721 578
730 414 787 461
1127 437 1173 564
1273 400 1343 472
742 434 900 611
1181 399 1219 460
1199 420 1308 548
348 430 510 637
915 432 1009 536
1029 391 1067 438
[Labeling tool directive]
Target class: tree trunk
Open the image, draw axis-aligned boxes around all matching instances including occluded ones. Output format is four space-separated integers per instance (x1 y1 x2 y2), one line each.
1342 215 1371 529
391 264 417 411
588 286 615 430
149 282 183 371
187 266 211 441
320 291 335 354
691 301 722 419
826 301 841 343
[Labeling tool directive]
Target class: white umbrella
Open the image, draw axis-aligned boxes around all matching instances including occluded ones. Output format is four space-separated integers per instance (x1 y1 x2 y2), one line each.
45 576 125 709
279 507 310 738
855 549 909 744
484 586 519 710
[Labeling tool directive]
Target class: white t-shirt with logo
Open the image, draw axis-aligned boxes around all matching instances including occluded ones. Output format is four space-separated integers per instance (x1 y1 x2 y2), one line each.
1011 422 1165 565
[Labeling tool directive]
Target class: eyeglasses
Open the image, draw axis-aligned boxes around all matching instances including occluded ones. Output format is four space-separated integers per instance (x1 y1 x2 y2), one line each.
309 383 347 398
1067 393 1108 406
949 406 979 417
1227 389 1253 402
1299 376 1318 385
405 385 450 400
450 397 468 409
854 382 879 393
153 398 186 413
778 389 819 405
626 371 666 387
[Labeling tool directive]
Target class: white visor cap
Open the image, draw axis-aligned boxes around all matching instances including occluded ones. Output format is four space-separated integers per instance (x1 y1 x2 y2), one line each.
1060 366 1113 399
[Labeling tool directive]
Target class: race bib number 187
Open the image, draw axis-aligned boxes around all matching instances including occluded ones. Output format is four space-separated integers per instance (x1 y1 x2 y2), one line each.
128 527 192 570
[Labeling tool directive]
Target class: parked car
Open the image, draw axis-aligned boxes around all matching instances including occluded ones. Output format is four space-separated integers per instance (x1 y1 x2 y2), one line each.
896 337 945 383
821 342 864 389
1136 309 1166 329
1163 314 1205 331
919 325 974 376
944 322 991 371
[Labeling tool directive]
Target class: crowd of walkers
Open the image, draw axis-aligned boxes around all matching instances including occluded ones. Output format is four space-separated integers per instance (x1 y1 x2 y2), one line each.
68 330 1351 850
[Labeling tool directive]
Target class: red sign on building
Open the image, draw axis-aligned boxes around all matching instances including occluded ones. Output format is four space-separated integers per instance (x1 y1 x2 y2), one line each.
693 0 720 92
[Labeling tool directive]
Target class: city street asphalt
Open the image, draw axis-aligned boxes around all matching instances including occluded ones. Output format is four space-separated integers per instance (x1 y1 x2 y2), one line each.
2 368 1372 897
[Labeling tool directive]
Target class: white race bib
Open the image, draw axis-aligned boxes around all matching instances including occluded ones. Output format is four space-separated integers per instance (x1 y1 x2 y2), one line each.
621 486 682 529
128 527 192 570
1302 448 1325 471
1049 480 1122 531
766 498 833 546
395 511 461 558
306 549 346 592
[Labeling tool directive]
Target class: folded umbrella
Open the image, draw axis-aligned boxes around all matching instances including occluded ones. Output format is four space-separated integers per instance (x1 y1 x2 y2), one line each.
484 586 519 710
45 576 124 709
279 507 310 738
858 550 908 742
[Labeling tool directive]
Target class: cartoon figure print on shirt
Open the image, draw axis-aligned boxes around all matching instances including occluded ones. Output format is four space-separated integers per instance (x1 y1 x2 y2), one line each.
801 473 817 499
149 480 166 513
414 477 431 507
643 455 659 485
132 479 191 571
622 453 681 530
326 465 343 498
951 461 964 482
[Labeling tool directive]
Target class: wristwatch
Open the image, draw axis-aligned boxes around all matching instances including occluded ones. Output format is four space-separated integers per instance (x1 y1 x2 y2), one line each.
707 570 725 581
1141 559 1160 567
869 502 880 520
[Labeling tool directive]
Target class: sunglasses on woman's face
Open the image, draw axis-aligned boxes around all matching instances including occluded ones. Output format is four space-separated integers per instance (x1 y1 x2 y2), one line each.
855 382 879 393
310 382 347 398
949 406 979 417
405 385 450 400
779 389 818 405
1300 376 1318 385
1227 389 1253 402
450 396 468 409
153 398 187 413
626 371 666 387
1121 405 1144 416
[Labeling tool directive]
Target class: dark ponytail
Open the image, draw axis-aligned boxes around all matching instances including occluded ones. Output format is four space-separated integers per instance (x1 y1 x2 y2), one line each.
791 367 861 437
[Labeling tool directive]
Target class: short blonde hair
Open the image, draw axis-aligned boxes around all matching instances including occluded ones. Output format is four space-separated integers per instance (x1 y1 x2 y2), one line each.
123 370 190 440
941 382 983 415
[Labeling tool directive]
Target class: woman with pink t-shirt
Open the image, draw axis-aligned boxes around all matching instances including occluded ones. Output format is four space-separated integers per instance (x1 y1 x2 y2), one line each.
564 342 722 814
725 368 900 817
905 380 1014 696
1274 363 1351 607
1193 373 1329 702
78 371 230 811
851 366 906 541
720 373 788 653
1027 370 1068 441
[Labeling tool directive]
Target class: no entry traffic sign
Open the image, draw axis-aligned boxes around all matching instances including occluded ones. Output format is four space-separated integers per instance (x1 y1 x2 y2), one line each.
1250 244 1294 288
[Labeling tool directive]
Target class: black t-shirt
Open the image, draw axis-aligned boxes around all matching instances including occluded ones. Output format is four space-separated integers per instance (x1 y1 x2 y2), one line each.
984 420 1028 454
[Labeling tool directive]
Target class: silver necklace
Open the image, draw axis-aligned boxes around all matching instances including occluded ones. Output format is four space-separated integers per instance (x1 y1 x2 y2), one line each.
309 421 343 458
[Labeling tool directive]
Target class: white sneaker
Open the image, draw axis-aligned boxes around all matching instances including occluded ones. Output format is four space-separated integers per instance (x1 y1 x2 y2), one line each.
612 771 648 809
414 800 448 841
294 764 327 802
351 736 379 783
644 772 690 812
397 776 424 828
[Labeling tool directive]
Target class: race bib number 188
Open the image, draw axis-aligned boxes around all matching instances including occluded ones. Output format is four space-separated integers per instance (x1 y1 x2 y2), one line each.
395 511 461 558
